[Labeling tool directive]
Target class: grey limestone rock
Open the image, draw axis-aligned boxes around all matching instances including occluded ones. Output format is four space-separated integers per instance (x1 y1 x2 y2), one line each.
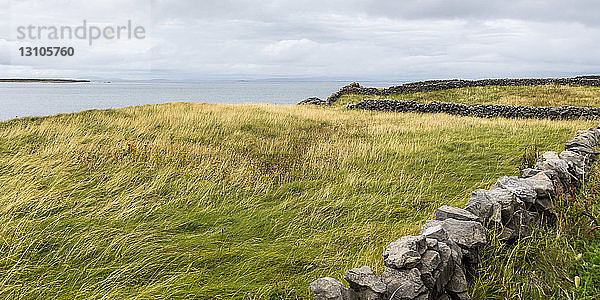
498 226 515 241
441 219 487 250
310 277 357 300
383 247 421 270
535 158 573 188
418 250 442 290
566 134 596 152
436 205 480 222
500 209 536 241
299 97 327 105
344 266 386 300
521 168 542 178
383 236 427 269
566 146 597 156
445 262 469 299
464 190 503 227
381 267 428 300
426 238 440 251
434 242 455 294
493 176 537 204
421 224 449 244
437 294 451 300
565 129 599 157
559 150 589 178
421 219 487 250
519 172 554 199
542 151 560 160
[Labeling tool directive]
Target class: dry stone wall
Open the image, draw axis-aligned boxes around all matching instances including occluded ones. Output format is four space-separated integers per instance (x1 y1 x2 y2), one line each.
323 76 600 105
346 100 600 120
310 126 600 300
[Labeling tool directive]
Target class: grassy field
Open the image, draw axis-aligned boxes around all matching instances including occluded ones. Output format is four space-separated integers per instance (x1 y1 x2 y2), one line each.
335 85 600 108
0 99 597 298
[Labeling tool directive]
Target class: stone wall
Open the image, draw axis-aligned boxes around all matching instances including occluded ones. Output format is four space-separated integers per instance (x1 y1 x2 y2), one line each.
322 76 600 105
310 126 600 300
346 100 600 120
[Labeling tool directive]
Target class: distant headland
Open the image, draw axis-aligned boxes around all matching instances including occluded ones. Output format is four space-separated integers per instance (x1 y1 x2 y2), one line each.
0 79 90 83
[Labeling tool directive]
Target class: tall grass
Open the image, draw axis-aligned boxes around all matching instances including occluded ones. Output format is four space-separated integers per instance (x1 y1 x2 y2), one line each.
0 102 595 298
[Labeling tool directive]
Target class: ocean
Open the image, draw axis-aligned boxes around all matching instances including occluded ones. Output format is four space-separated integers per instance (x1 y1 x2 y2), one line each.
0 81 401 121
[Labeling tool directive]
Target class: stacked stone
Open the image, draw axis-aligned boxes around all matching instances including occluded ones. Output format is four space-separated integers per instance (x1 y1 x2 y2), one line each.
310 126 600 300
325 82 381 105
299 97 328 105
346 100 600 121
322 76 600 105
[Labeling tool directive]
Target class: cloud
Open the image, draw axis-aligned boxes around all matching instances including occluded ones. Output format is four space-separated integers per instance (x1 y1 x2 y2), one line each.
2 0 600 80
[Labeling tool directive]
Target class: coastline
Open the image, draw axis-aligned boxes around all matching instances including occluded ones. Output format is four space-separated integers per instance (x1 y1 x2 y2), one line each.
0 79 90 83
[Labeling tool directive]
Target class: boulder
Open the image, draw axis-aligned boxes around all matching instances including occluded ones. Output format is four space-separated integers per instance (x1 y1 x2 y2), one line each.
421 219 487 250
442 219 487 250
521 168 542 178
533 197 554 213
418 250 442 291
559 150 589 178
310 277 357 300
565 129 599 157
539 168 564 190
383 247 421 270
344 266 386 300
566 135 596 152
493 176 537 204
421 224 449 243
426 238 440 251
383 236 427 269
445 264 469 300
386 235 427 255
535 158 573 188
477 188 527 235
542 151 560 160
381 267 428 300
436 205 480 222
582 128 600 141
519 172 554 199
500 209 536 241
465 190 502 227
566 146 597 157
435 242 455 293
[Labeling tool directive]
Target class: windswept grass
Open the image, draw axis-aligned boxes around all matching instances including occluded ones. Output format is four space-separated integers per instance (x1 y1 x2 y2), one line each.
335 85 600 108
0 102 594 298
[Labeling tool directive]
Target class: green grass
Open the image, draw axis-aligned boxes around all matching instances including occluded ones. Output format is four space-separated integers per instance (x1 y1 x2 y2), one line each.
334 85 600 108
0 98 597 298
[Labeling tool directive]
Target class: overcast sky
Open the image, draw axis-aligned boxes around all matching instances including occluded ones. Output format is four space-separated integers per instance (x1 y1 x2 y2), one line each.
1 0 600 81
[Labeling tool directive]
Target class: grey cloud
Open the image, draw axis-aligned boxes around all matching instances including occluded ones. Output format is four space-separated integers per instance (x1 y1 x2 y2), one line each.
150 0 600 26
4 0 600 80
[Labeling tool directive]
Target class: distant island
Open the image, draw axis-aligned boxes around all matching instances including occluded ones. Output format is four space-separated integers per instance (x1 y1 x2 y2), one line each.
0 79 90 83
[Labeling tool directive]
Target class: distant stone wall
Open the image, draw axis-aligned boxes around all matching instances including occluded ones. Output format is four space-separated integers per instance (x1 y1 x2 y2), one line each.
347 100 600 120
323 76 600 105
310 126 600 300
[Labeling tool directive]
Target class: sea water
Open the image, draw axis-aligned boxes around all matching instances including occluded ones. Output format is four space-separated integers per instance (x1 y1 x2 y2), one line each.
0 81 401 121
